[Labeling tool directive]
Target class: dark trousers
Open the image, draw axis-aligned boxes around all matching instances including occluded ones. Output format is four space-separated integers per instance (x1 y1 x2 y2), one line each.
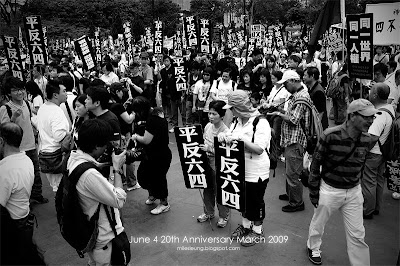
243 178 269 222
25 149 43 199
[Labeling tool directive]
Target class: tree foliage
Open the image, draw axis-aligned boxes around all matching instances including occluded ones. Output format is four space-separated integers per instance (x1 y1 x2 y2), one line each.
0 0 181 41
190 0 225 24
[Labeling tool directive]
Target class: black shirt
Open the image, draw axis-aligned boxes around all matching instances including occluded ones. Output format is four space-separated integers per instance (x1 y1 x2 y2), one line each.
109 103 131 135
129 75 145 99
145 114 171 159
309 82 329 130
96 110 121 140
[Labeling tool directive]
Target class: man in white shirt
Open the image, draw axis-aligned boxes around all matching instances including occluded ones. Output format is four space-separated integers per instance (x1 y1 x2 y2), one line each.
37 79 69 192
0 77 48 205
362 83 395 219
0 122 46 265
100 63 120 88
374 63 398 108
68 119 128 265
210 68 237 126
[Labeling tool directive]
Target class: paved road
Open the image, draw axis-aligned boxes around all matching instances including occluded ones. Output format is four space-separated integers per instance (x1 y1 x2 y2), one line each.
32 128 399 266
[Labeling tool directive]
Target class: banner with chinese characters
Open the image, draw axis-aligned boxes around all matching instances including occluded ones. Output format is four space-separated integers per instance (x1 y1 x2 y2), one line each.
347 13 374 80
94 28 102 63
123 23 133 61
215 138 245 211
324 28 344 53
199 18 212 54
174 125 209 189
74 36 96 71
108 35 114 51
251 24 265 47
385 160 400 193
2 36 25 82
153 20 163 55
365 3 400 45
145 27 153 48
273 26 284 48
174 31 183 57
23 15 48 65
184 16 199 49
213 27 222 48
227 29 233 48
174 56 187 92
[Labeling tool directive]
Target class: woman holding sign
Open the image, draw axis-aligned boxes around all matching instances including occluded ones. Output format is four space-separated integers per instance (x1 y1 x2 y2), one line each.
218 90 272 247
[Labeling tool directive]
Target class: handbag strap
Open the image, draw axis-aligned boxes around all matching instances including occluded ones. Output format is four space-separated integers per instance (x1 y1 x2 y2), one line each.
103 204 118 237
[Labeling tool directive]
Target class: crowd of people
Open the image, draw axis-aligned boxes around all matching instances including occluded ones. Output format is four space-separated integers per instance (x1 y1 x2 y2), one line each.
0 42 400 265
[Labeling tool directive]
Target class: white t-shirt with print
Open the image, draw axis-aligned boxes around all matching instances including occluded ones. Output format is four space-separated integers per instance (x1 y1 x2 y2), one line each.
193 80 212 111
368 104 395 155
210 79 237 103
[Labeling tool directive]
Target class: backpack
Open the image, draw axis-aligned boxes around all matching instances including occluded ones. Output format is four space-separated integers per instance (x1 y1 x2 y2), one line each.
293 99 323 155
55 162 102 258
216 79 236 92
377 108 399 161
326 73 348 99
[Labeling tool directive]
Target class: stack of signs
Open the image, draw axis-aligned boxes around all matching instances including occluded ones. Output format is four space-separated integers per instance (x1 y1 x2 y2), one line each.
214 138 245 211
199 19 212 54
23 15 48 65
174 30 183 57
153 20 163 55
174 125 209 189
184 16 198 49
74 36 96 71
251 24 265 47
145 27 152 48
274 26 284 48
346 13 374 80
385 160 400 193
325 28 343 53
94 28 102 63
2 36 25 81
123 22 133 60
174 57 187 92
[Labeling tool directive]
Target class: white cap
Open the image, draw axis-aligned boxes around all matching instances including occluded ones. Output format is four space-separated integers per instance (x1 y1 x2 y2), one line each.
277 70 301 84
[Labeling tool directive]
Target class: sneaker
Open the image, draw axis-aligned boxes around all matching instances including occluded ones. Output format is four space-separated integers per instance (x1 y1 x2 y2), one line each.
150 204 170 215
278 194 289 201
307 248 322 265
231 224 251 240
282 203 305 212
217 217 229 228
363 213 373 220
169 128 175 133
240 230 265 247
279 155 285 163
197 213 215 223
30 196 49 205
127 183 141 191
392 192 400 200
145 197 157 205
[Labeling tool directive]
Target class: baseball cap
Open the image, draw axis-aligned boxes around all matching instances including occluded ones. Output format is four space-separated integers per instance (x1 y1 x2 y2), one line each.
347 99 380 116
277 70 301 84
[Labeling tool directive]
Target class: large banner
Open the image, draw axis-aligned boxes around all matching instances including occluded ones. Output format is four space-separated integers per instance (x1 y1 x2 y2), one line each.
174 57 187 92
347 13 374 80
199 18 212 54
23 15 48 65
145 27 153 48
251 24 265 47
215 139 245 212
2 36 25 82
153 20 163 55
123 22 133 61
74 36 96 71
184 16 199 49
175 125 209 189
365 3 400 45
174 30 183 57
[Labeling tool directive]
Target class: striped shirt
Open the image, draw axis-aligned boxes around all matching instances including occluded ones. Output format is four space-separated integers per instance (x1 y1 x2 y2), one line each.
281 88 312 149
309 123 374 191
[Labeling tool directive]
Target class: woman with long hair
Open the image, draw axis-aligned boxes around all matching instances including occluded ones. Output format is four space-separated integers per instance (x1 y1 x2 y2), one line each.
237 69 257 96
25 80 44 114
71 94 90 149
266 56 279 73
131 96 172 214
259 68 273 99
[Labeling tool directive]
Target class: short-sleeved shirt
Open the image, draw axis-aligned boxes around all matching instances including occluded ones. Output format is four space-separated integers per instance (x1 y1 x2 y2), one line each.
193 80 212 112
0 153 34 219
96 110 121 141
210 79 237 103
129 75 145 99
368 104 395 155
33 95 44 109
109 103 130 135
309 82 328 130
145 114 170 159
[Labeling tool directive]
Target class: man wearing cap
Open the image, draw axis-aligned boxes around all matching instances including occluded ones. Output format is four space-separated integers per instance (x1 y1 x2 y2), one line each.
270 70 312 213
306 99 377 265
243 48 264 88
